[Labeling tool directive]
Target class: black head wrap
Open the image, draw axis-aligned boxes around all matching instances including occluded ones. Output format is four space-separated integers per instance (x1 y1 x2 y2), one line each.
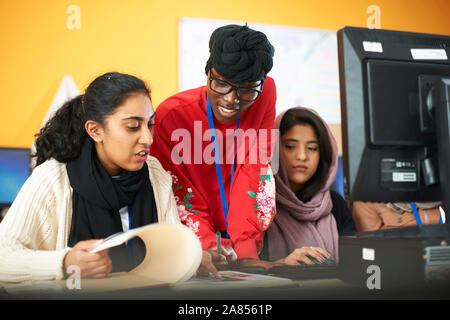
205 24 275 84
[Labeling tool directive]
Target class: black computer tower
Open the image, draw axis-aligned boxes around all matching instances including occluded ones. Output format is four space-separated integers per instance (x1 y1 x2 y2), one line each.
339 225 450 289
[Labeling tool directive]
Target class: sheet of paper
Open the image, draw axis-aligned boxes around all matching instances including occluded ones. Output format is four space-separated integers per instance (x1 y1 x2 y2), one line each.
66 223 203 292
89 224 149 253
177 271 294 291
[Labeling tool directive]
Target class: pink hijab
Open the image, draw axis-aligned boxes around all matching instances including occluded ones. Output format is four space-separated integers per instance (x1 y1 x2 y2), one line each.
267 107 340 261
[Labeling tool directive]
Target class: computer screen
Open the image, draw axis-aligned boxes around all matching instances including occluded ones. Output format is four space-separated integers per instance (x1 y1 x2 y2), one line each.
0 148 31 207
337 26 450 219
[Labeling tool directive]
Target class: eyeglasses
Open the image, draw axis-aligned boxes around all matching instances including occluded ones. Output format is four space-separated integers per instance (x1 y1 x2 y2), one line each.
209 70 263 102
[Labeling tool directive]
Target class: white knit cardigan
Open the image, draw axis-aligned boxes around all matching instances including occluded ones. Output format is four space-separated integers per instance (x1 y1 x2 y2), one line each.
0 156 180 283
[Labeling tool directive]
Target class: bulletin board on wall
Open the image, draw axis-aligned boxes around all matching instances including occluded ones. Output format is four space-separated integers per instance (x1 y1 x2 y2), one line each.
178 17 341 125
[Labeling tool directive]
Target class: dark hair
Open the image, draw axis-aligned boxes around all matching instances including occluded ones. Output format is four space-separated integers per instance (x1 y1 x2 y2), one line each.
33 72 150 166
204 24 275 83
279 108 333 202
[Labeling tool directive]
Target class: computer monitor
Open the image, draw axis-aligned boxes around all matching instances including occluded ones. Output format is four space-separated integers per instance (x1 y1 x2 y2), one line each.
0 148 31 208
337 26 450 221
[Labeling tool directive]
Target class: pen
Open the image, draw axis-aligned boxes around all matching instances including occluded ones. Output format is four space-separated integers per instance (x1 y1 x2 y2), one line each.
216 231 222 255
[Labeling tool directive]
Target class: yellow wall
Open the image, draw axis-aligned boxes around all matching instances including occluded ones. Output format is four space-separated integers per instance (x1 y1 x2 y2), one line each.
1 0 449 148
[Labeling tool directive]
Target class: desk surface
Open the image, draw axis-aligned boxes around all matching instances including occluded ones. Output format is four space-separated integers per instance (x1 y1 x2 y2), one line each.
1 274 449 300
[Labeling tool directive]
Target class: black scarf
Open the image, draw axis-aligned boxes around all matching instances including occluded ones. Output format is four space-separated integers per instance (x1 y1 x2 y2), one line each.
67 138 158 272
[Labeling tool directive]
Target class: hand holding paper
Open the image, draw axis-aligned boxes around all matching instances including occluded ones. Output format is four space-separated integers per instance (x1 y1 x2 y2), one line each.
66 223 202 292
64 239 112 278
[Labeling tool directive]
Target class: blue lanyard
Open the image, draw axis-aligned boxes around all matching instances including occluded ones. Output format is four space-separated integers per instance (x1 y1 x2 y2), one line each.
127 205 133 263
206 97 240 234
410 202 443 226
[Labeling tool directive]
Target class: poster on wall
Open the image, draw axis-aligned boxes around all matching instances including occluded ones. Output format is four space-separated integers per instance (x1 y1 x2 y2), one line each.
179 18 341 124
30 75 80 167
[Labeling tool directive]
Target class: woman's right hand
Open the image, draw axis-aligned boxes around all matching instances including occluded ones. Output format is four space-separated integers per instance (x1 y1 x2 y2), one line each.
276 246 331 265
196 250 222 279
63 239 112 278
196 247 237 280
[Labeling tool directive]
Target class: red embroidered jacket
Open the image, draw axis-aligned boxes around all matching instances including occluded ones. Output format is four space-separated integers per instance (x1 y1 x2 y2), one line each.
150 77 277 260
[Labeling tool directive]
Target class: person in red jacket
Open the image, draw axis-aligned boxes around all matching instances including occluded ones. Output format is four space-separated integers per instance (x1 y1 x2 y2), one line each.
150 24 277 272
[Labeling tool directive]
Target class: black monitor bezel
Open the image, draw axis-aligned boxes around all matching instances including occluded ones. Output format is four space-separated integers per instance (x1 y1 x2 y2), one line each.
338 26 450 203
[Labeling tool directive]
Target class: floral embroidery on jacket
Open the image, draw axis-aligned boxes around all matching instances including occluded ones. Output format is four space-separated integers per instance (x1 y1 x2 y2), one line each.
247 165 276 231
168 171 200 235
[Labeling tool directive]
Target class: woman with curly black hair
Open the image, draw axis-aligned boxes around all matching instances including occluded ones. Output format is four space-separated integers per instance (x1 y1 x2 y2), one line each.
0 72 186 282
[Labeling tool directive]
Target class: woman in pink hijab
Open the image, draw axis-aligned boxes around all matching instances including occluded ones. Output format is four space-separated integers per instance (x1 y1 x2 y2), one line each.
263 107 355 264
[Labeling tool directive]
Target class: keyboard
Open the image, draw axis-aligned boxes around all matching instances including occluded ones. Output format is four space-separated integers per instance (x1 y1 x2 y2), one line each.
267 263 339 280
229 262 340 280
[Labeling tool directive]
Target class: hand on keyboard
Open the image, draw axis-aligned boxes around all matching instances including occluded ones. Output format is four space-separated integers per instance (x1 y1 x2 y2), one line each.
306 255 336 265
277 246 332 265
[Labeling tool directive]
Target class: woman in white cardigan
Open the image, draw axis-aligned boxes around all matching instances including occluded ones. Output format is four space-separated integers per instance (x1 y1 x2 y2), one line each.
0 72 219 282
